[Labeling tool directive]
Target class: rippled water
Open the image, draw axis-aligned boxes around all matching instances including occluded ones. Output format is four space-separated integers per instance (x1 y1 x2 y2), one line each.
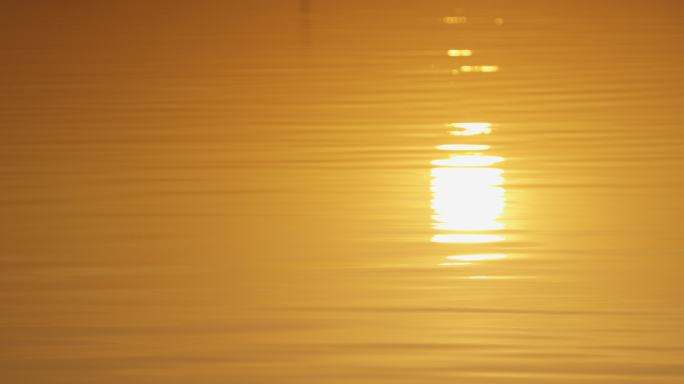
2 1 684 383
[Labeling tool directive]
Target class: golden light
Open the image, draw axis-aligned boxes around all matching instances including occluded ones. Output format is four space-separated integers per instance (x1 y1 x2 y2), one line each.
448 49 472 57
432 234 505 243
431 168 504 185
431 203 505 229
460 65 499 73
450 123 491 129
431 120 506 244
432 222 504 230
430 186 504 197
430 165 505 234
447 254 507 261
443 16 467 24
436 144 490 151
431 155 504 167
431 193 505 216
448 122 492 136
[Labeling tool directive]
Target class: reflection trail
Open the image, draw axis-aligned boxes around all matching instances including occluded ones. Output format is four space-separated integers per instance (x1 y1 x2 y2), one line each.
436 17 508 272
431 122 508 269
430 142 506 237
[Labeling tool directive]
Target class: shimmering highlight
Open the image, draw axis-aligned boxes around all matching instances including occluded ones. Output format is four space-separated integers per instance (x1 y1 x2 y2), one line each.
448 123 492 136
448 49 472 57
447 254 507 261
443 16 467 24
431 234 505 243
460 65 499 73
431 155 504 167
436 144 490 151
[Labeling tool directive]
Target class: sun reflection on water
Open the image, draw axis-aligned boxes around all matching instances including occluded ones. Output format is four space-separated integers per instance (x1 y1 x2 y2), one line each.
432 234 505 243
448 49 472 57
460 65 499 73
431 155 504 167
436 144 490 150
447 254 507 261
448 122 492 136
432 122 508 265
443 16 467 24
431 167 504 185
430 167 505 233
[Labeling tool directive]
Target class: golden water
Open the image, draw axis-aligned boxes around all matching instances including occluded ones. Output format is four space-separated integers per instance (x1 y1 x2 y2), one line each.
2 1 684 383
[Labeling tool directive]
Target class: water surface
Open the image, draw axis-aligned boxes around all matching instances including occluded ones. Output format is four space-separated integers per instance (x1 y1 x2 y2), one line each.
2 1 684 383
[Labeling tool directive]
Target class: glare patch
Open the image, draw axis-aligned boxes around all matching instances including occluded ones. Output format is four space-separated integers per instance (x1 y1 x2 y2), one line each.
431 166 505 232
447 254 507 261
448 122 492 136
432 222 504 230
448 49 472 57
431 168 504 185
443 16 467 24
431 234 505 243
431 155 504 167
436 144 490 151
431 186 505 197
431 118 507 255
460 65 499 73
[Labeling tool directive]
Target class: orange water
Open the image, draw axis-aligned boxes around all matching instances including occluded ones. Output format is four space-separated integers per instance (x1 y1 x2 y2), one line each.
2 1 684 383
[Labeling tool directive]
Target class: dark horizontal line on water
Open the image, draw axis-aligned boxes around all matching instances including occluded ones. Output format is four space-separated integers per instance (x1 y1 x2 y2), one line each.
265 306 650 316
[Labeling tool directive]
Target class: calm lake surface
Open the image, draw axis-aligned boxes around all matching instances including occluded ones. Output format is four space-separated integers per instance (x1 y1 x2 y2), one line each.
2 1 684 383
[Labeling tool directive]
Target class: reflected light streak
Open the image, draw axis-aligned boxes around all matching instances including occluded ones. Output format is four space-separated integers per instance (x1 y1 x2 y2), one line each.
443 16 467 24
431 198 505 218
431 168 503 184
432 222 504 230
448 49 472 57
431 186 504 197
431 155 504 167
460 65 499 73
431 234 504 243
431 166 505 233
448 122 491 136
447 254 507 261
450 123 491 128
437 144 490 151
431 119 506 244
440 263 472 265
